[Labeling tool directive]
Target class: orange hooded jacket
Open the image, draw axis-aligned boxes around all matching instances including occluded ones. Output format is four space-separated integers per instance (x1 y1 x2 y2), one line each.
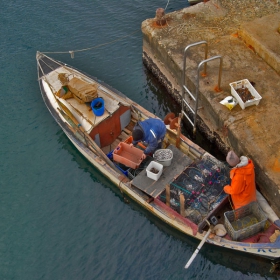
224 159 256 209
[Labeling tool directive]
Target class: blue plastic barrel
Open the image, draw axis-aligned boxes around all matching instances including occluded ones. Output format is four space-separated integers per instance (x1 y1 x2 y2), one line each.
91 97 105 116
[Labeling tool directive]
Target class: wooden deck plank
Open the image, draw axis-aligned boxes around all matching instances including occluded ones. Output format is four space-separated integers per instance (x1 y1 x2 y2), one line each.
126 120 136 132
117 131 129 142
132 145 193 197
65 97 109 126
123 128 131 135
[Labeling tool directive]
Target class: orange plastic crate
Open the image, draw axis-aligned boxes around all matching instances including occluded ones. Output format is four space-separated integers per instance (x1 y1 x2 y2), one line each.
124 136 133 144
124 136 146 150
113 142 144 169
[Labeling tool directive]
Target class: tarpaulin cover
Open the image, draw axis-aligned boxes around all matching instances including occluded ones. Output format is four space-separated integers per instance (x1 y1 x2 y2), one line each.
68 77 98 103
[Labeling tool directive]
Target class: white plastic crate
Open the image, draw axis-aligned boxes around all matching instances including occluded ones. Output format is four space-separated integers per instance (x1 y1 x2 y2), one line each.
146 161 163 181
224 201 267 241
229 79 262 110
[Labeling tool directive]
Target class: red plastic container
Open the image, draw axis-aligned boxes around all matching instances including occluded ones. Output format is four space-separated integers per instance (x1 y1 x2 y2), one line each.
113 142 144 169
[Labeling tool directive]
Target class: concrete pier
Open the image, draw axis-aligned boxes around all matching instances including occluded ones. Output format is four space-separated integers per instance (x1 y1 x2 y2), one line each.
142 0 280 214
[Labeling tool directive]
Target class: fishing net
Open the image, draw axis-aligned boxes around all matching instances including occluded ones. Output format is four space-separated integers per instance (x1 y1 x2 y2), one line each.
231 215 259 231
159 154 230 225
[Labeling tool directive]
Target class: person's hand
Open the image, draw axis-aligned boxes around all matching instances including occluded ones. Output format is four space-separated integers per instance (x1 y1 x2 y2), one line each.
129 143 134 148
141 153 146 160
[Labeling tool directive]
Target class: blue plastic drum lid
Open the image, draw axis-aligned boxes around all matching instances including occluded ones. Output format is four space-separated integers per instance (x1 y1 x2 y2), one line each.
91 97 105 116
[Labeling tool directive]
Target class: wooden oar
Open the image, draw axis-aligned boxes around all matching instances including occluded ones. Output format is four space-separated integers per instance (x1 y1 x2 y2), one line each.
56 100 124 176
184 227 212 269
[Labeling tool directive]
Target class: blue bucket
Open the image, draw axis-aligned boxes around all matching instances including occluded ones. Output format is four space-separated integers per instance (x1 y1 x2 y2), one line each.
91 97 105 116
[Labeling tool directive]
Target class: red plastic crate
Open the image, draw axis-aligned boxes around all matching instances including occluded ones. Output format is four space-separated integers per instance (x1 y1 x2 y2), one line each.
113 142 144 169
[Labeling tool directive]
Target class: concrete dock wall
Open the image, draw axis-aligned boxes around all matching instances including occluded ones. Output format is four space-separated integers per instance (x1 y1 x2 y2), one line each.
142 0 280 215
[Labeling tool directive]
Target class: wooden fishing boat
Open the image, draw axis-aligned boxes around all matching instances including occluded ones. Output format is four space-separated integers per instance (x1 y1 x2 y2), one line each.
36 52 280 267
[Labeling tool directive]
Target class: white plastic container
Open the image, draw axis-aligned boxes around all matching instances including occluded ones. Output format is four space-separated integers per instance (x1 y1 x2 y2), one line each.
153 149 173 166
229 79 262 110
146 161 163 181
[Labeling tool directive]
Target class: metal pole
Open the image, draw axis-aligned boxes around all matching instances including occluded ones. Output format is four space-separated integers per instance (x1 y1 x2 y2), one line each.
193 55 223 135
181 41 208 123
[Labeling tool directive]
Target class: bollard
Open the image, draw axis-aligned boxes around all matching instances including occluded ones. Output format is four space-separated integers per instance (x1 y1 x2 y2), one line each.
155 8 166 26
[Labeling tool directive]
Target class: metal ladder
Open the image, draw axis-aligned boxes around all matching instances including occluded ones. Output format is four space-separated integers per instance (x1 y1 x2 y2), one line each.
181 41 223 135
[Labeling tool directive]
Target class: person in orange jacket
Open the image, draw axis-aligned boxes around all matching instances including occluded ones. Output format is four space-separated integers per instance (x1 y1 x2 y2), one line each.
223 151 256 209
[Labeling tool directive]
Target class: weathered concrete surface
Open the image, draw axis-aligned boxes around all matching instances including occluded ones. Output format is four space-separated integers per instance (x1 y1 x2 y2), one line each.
141 0 280 215
239 13 280 75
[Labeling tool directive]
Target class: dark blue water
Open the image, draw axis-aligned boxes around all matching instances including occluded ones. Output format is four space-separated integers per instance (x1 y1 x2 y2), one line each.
1 1 278 279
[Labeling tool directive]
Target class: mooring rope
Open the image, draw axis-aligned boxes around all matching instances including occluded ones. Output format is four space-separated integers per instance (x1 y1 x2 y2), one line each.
40 0 175 58
41 29 140 58
165 0 170 10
